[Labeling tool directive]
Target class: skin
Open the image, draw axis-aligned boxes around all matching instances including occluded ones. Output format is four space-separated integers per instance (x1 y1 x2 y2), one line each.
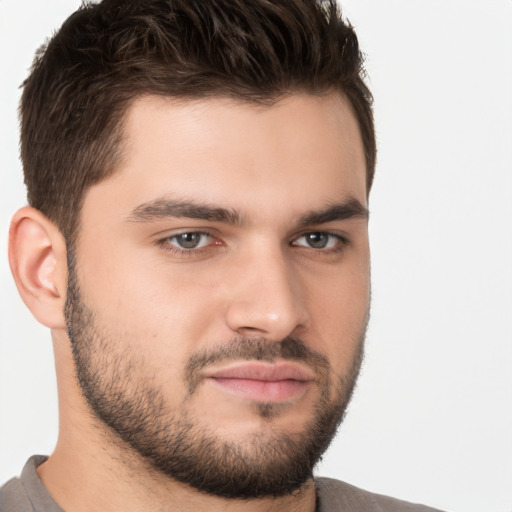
9 91 370 512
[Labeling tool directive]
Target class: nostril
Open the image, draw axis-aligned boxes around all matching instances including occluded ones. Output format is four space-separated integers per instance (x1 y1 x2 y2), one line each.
236 325 266 336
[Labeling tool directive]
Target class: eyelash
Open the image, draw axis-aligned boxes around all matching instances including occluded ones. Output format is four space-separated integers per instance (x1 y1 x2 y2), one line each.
292 231 349 252
156 230 350 256
156 231 217 256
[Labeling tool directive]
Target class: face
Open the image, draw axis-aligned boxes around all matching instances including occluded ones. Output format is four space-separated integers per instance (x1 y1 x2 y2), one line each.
66 93 370 498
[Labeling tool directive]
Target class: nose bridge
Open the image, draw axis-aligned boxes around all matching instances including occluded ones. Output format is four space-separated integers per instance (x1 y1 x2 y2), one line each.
225 241 308 340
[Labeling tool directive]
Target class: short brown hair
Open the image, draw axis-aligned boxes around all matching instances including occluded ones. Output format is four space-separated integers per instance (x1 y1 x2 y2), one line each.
20 0 375 241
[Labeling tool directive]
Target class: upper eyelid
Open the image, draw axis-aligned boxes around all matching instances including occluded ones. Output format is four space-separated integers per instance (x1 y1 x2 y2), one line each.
155 229 211 241
156 231 217 255
291 230 349 242
156 228 348 239
166 230 211 238
155 228 350 246
288 233 350 254
154 228 217 241
163 231 213 245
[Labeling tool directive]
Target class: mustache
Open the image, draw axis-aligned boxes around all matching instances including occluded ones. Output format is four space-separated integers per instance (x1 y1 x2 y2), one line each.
184 337 332 395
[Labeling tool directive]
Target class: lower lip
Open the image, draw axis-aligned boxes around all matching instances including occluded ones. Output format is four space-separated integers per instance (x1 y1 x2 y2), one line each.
208 377 309 403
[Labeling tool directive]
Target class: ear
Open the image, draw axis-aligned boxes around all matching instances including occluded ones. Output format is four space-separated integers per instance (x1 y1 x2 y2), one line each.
8 206 68 329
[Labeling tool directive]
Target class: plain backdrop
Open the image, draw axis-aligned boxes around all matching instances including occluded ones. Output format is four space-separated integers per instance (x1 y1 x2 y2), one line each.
1 1 511 511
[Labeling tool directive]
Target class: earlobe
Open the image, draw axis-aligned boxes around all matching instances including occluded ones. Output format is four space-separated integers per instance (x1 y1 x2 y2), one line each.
9 206 68 329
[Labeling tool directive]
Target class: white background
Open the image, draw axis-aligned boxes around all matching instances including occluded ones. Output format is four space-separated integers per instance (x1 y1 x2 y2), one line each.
1 1 511 511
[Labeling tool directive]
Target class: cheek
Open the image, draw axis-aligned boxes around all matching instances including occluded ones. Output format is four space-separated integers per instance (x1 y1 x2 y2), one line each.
305 257 370 369
78 228 218 328
75 247 224 380
313 278 369 335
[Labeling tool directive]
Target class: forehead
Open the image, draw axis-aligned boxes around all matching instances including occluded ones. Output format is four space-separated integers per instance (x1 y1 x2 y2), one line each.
83 92 367 224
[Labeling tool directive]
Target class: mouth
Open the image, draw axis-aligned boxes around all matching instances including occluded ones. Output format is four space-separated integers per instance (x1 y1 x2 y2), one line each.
204 360 315 403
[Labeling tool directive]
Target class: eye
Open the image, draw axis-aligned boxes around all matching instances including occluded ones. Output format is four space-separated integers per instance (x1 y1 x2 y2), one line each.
165 232 213 250
292 232 344 250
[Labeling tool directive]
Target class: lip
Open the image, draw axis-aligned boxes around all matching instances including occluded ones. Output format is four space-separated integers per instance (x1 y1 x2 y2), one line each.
204 361 315 403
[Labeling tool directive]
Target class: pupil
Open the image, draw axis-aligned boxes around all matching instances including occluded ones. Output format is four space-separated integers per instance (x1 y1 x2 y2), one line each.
178 233 200 248
307 232 327 248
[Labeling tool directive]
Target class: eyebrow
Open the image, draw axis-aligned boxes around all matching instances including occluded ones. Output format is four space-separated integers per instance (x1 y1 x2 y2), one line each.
298 198 369 226
127 198 243 225
127 197 368 226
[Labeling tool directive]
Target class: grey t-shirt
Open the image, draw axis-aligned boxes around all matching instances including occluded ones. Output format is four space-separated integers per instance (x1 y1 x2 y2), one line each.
0 456 444 512
0 457 62 512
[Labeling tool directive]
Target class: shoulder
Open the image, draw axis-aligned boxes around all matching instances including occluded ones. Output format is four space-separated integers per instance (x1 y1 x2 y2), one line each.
0 476 34 512
315 477 446 512
1 455 62 512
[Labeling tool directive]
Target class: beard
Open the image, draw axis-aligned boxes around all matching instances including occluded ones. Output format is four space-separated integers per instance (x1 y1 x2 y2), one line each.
65 255 367 499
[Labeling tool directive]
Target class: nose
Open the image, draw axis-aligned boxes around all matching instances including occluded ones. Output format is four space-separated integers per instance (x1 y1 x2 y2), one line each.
224 245 309 340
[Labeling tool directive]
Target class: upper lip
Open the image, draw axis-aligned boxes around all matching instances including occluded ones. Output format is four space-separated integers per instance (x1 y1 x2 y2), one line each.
205 360 315 382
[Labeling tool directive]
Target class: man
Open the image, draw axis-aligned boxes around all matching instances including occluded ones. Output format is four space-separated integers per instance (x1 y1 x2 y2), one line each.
0 0 443 510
